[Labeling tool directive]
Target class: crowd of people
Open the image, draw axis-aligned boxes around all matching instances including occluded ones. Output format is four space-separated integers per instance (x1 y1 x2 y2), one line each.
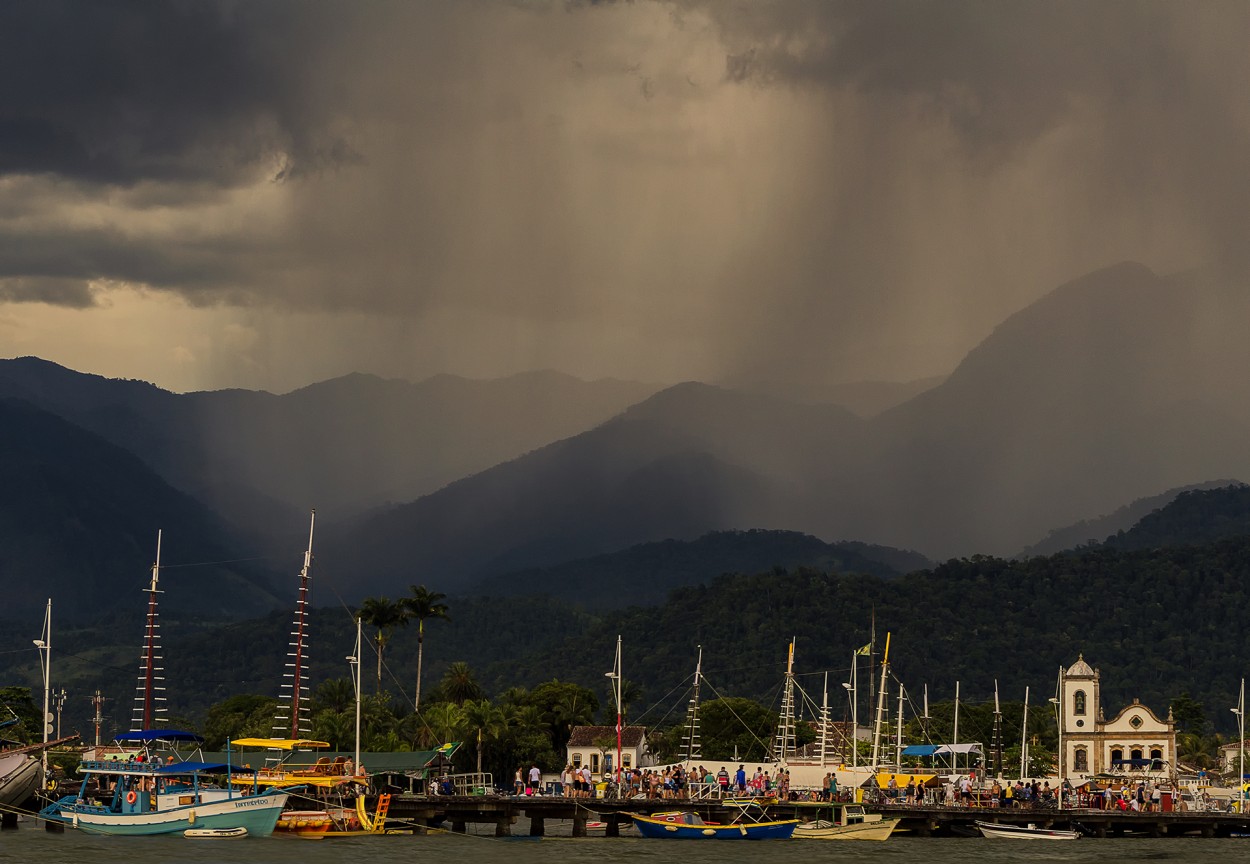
500 762 1198 813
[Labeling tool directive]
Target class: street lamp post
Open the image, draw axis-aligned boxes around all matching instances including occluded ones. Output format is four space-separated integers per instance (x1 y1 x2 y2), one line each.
1233 679 1245 814
605 635 622 787
347 616 362 772
843 649 858 769
1049 696 1063 810
33 599 51 788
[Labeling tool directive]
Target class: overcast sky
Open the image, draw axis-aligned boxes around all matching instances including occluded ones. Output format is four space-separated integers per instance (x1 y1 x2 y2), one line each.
1 0 1246 393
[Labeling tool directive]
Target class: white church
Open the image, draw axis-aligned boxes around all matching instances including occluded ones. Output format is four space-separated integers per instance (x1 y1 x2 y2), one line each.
1058 655 1176 778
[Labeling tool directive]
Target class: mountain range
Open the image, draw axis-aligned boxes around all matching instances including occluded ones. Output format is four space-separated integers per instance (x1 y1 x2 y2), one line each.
1 259 1248 617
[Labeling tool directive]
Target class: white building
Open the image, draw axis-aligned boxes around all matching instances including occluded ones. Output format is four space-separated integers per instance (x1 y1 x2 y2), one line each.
1059 655 1176 779
565 725 653 776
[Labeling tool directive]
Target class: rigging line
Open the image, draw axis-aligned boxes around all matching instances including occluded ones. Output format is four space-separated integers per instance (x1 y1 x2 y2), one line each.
698 677 774 756
317 572 424 720
158 555 276 569
629 673 695 726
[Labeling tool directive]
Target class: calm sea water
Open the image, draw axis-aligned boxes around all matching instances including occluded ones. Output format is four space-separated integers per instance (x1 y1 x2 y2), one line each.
5 827 1250 864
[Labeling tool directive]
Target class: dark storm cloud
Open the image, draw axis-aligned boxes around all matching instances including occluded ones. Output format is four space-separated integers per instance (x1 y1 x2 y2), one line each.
0 276 93 307
2 0 1247 392
0 224 248 294
0 1 355 186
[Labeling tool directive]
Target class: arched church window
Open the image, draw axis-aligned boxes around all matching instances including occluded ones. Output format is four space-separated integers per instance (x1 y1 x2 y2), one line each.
1131 748 1143 761
1111 748 1123 764
1073 690 1086 716
1150 748 1162 761
1073 748 1088 772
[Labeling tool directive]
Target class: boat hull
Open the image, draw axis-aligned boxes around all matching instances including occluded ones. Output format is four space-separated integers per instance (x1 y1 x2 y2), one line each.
975 820 1080 840
46 791 289 837
628 813 797 839
0 752 40 808
793 817 900 840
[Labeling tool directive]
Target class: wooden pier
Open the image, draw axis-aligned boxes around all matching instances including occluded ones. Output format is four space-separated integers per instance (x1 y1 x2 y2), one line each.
871 803 1250 838
382 794 1250 838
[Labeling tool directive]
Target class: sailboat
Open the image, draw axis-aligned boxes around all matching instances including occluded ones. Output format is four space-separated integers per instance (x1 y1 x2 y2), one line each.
231 513 373 835
770 639 877 793
40 729 289 836
40 542 288 835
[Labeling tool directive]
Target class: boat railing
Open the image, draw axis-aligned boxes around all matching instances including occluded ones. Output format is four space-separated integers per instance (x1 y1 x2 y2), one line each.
434 772 493 796
687 782 722 801
79 759 160 773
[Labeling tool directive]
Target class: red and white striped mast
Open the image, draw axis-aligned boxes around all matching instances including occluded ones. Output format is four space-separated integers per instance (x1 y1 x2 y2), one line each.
131 531 167 731
274 511 315 739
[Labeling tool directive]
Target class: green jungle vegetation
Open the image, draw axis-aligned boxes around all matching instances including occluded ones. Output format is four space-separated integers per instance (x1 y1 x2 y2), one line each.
4 486 1248 781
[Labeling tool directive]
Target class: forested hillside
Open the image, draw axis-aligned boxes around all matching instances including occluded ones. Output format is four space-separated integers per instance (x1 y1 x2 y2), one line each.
469 529 931 607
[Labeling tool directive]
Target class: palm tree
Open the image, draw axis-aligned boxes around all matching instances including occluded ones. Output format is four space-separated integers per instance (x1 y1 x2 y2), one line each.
356 596 407 694
440 661 484 706
462 699 507 774
312 677 355 714
312 708 354 751
547 690 596 750
416 702 466 750
401 585 449 712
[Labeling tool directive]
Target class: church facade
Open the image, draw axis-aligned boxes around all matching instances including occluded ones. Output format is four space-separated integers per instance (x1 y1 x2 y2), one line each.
1058 655 1176 778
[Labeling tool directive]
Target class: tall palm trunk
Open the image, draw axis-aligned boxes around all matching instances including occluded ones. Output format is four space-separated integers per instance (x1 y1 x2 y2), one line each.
415 622 425 711
376 634 385 694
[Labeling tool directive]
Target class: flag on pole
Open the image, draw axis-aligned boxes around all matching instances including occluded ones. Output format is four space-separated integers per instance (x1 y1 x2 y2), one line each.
855 643 871 656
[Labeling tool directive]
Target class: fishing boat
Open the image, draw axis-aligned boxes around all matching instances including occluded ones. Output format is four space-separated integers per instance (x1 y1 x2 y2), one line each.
974 820 1080 840
792 803 900 840
626 810 798 839
38 729 289 836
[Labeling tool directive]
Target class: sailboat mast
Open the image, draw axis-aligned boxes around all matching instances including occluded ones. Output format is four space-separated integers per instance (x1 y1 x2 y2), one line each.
870 632 890 770
993 679 1003 777
952 680 960 773
867 611 876 742
275 511 316 739
895 683 905 768
774 638 797 761
132 531 166 730
683 645 703 762
820 671 829 768
1020 686 1030 778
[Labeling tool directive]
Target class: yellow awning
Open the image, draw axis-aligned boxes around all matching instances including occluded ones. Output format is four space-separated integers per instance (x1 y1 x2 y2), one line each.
873 772 938 788
229 738 331 750
230 774 366 789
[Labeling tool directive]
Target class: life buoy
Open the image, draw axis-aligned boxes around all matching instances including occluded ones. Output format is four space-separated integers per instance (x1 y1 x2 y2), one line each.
125 790 138 804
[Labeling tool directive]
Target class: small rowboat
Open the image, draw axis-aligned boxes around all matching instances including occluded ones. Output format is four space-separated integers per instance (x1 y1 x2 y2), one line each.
184 826 249 839
626 811 797 840
974 820 1080 840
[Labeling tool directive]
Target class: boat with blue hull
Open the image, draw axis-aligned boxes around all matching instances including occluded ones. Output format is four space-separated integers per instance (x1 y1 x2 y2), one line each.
626 811 798 839
39 730 288 837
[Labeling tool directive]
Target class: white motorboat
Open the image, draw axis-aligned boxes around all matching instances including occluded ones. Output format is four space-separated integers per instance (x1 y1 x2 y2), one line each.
793 803 900 840
975 820 1080 840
